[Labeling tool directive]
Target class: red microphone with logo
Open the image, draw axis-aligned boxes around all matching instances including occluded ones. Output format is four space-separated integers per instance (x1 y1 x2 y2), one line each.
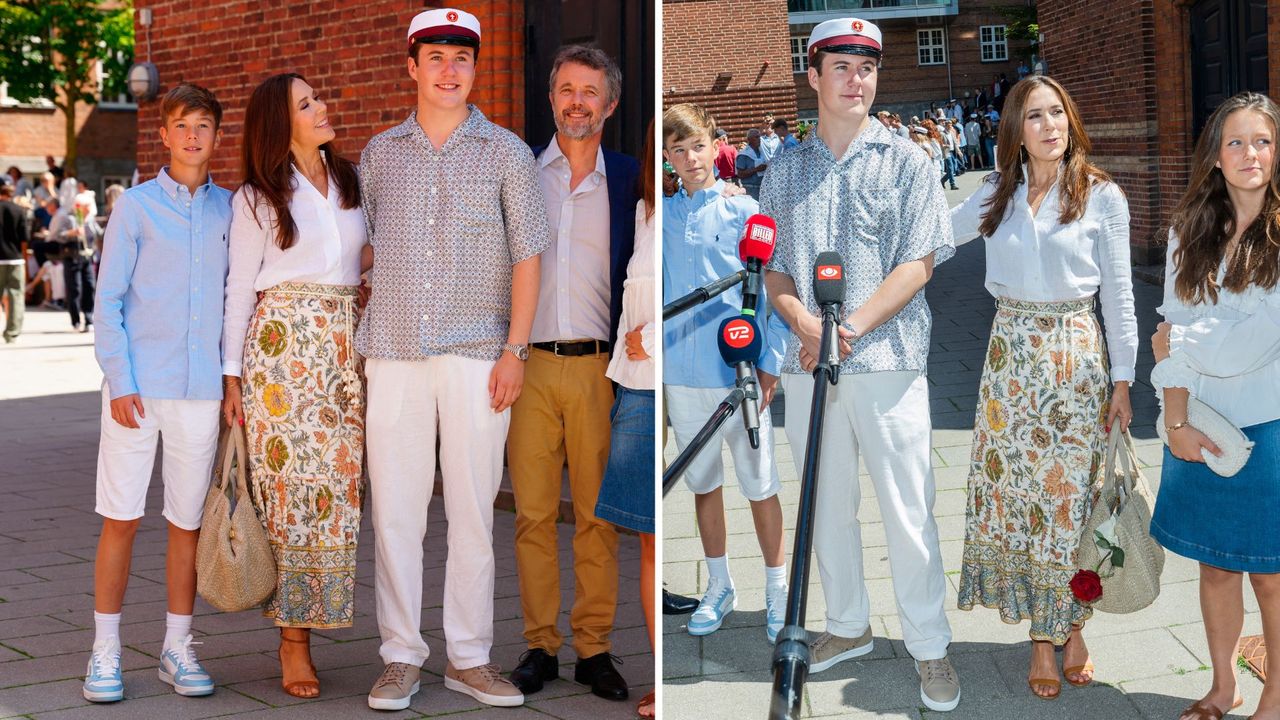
738 214 777 317
717 314 764 449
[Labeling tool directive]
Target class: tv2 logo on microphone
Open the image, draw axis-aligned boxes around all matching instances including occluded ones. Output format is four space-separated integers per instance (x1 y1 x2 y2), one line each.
817 265 842 280
722 318 756 348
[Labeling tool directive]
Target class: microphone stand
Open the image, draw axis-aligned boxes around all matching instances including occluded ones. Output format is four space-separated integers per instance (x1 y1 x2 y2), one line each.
663 269 748 320
769 300 841 720
661 384 747 497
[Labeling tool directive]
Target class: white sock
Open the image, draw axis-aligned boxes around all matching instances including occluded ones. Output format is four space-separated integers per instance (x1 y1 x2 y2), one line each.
93 611 121 647
765 564 787 589
705 555 732 586
163 612 192 650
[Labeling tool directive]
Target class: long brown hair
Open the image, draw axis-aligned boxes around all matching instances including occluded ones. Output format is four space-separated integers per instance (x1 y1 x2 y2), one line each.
640 117 655 221
1170 92 1280 304
921 118 943 146
240 73 360 250
978 75 1112 238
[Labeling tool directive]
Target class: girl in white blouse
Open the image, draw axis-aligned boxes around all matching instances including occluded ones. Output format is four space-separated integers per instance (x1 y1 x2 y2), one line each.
949 76 1137 700
220 73 370 700
1149 92 1280 720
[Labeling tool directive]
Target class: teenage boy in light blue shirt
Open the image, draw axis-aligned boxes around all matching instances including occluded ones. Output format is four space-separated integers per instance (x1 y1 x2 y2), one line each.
83 83 233 703
662 102 790 643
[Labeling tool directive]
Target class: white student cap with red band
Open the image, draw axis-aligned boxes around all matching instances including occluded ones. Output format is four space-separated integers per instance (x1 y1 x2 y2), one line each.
407 8 481 51
807 18 883 65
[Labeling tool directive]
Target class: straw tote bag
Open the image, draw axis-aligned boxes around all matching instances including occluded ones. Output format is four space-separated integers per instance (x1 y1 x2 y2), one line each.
1075 426 1165 614
196 424 277 612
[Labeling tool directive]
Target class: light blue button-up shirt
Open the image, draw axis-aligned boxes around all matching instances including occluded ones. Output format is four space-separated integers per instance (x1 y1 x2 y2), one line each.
663 180 787 388
94 168 232 400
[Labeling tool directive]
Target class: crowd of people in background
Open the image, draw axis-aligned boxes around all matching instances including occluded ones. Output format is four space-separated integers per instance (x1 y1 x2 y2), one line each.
0 158 128 342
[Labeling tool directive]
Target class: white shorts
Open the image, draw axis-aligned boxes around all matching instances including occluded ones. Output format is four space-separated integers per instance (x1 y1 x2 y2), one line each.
666 384 781 501
95 385 221 530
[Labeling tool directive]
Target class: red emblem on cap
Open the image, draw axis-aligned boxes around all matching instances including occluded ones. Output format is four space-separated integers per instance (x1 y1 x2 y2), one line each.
852 20 864 32
446 10 459 22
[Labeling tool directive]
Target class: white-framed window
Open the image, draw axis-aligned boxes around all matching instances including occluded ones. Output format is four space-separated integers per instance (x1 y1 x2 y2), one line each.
917 29 946 66
980 25 1008 62
96 57 136 108
791 36 809 74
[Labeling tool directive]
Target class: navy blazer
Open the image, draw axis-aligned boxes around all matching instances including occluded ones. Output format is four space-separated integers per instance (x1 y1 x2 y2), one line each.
532 143 640 350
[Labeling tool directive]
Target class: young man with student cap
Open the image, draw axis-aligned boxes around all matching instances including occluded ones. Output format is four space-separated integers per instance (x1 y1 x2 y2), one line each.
761 16 961 712
359 6 548 711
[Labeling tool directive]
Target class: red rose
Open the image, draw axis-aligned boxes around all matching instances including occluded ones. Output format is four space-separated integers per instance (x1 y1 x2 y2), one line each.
1070 569 1103 603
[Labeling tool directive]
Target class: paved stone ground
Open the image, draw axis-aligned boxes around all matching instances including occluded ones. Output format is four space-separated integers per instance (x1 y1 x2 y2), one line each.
662 169 1266 719
0 309 652 719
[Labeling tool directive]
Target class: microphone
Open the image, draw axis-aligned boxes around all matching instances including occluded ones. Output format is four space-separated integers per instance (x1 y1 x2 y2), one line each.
717 314 763 449
738 214 777 317
813 252 846 381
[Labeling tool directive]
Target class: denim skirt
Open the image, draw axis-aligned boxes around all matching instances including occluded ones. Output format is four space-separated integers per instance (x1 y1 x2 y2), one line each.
595 387 655 534
1151 417 1280 573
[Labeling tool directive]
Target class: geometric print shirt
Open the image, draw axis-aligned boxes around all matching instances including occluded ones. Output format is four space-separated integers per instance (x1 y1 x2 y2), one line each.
761 118 955 376
355 105 550 362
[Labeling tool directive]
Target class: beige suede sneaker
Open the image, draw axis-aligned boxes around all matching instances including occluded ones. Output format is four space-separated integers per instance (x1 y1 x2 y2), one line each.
917 656 961 712
444 661 524 707
367 662 420 711
808 627 875 673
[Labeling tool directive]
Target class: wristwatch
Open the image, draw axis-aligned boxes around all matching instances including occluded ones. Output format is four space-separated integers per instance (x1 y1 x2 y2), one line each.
504 343 529 361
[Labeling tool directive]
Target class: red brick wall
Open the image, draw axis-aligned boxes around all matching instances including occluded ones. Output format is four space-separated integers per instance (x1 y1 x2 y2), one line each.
133 0 525 185
1042 0 1280 264
662 0 797 143
793 4 1030 118
0 103 137 167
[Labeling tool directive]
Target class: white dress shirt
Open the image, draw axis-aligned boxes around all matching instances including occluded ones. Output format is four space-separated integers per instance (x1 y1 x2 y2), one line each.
1150 230 1280 428
606 201 654 390
950 169 1138 383
222 164 367 376
533 136 611 343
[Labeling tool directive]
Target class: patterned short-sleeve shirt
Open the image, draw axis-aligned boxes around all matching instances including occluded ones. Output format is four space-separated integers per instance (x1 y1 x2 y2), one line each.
356 106 550 361
761 119 955 375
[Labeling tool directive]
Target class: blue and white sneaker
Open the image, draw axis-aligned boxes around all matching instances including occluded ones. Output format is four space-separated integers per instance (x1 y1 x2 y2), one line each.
765 583 788 644
83 636 124 702
687 577 736 636
158 634 214 697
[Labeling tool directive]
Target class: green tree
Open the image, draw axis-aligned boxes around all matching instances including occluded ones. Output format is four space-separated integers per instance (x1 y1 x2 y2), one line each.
0 0 134 178
997 5 1039 62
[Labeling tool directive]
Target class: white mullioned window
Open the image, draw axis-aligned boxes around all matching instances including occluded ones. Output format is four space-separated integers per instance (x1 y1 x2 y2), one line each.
917 28 946 66
980 25 1008 62
791 36 809 73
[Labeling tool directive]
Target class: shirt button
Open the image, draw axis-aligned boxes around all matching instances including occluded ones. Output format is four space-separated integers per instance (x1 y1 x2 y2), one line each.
428 218 435 225
430 187 438 195
425 283 432 289
195 257 200 263
422 314 428 321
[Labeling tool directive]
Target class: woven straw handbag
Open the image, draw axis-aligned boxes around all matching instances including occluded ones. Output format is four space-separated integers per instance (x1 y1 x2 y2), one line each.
1157 397 1255 477
196 424 277 612
1076 426 1165 614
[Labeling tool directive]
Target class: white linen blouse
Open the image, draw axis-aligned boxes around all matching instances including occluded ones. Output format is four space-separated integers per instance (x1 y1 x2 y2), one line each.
222 164 367 376
605 201 655 390
950 169 1138 383
1149 230 1280 428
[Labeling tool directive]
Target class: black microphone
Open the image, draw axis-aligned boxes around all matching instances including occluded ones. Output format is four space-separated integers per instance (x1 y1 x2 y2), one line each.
663 268 749 320
717 315 763 449
738 214 777 317
813 252 845 381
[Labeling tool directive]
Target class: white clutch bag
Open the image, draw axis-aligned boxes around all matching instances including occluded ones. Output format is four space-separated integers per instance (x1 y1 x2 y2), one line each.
1157 397 1255 477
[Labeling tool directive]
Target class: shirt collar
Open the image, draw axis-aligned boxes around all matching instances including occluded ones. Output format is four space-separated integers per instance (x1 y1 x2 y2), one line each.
156 167 214 200
388 105 496 143
537 134 607 178
806 116 894 162
678 179 725 206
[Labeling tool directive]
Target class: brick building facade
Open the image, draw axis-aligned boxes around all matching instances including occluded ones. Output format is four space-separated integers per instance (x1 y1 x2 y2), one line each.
662 0 798 143
133 0 653 185
0 96 138 200
1040 0 1278 264
790 1 1031 120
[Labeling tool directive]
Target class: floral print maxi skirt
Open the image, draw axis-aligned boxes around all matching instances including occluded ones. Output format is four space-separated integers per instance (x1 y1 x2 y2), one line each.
956 297 1110 644
241 282 364 629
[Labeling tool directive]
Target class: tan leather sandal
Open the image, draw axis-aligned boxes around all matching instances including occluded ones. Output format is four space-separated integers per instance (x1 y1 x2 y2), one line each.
1179 697 1243 720
279 631 320 699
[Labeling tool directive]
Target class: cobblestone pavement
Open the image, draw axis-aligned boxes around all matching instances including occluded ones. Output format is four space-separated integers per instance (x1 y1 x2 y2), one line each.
0 309 652 719
662 169 1266 719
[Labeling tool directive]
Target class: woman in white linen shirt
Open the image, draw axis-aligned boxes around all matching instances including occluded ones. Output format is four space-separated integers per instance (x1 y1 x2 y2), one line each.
1149 92 1280 720
221 73 370 699
948 76 1136 700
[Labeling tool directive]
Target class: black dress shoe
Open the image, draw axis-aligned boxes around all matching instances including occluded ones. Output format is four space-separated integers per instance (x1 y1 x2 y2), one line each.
510 648 558 694
663 589 698 615
574 652 628 701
